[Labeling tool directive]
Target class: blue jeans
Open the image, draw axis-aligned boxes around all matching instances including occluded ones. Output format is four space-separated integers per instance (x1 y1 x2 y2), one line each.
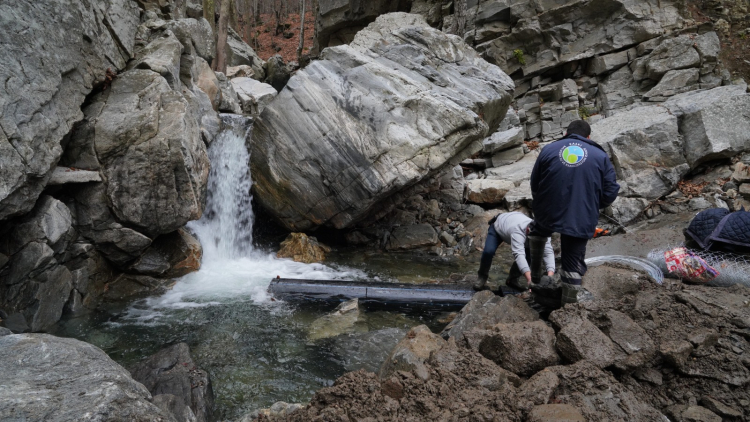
478 225 527 282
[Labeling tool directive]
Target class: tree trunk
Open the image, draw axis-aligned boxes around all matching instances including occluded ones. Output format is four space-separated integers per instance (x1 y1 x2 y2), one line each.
296 0 305 63
213 0 231 73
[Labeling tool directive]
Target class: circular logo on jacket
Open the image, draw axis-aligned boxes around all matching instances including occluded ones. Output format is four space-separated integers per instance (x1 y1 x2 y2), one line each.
559 145 587 167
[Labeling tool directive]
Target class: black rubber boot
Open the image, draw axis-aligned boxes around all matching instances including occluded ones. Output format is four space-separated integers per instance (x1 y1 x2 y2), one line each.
473 273 489 291
528 235 547 284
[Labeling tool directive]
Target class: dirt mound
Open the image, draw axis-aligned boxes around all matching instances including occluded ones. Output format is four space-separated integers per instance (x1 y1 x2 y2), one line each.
259 265 750 421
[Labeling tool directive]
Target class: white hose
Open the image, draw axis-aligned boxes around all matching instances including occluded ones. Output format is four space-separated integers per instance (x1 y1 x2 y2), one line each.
585 255 664 284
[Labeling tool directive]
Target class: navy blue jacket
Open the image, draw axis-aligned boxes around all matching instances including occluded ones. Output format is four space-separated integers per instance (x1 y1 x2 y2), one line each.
530 134 620 239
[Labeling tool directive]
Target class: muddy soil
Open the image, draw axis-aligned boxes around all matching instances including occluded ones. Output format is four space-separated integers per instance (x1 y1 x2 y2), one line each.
258 263 750 421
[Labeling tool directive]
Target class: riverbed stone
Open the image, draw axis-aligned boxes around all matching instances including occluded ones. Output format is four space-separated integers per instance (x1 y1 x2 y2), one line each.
379 325 446 381
276 232 331 264
308 299 361 341
251 13 513 231
387 224 439 250
477 320 559 376
130 342 214 422
0 334 172 421
0 0 139 221
130 229 202 277
442 291 539 345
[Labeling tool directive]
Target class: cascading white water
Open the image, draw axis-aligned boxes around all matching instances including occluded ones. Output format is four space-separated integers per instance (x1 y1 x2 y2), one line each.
190 115 255 260
124 115 365 313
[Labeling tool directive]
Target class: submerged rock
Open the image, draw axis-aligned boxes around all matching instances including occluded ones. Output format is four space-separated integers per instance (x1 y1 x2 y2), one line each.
0 334 172 421
308 299 361 341
129 342 214 422
251 13 514 231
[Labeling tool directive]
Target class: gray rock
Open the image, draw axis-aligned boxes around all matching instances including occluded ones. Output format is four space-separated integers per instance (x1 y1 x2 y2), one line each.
597 66 639 116
133 30 184 88
387 223 439 250
226 27 266 80
70 184 153 265
130 342 213 422
77 69 210 237
314 0 406 53
483 126 524 154
0 0 139 221
591 106 687 199
153 394 197 422
379 325 445 381
0 334 173 421
680 406 721 422
0 196 76 332
264 54 291 92
477 320 560 376
608 197 648 225
643 68 699 100
464 179 515 204
215 72 242 114
442 291 539 345
129 229 202 278
644 35 701 80
308 299 361 341
504 180 533 210
491 145 525 167
47 167 102 185
252 13 513 230
0 327 11 336
664 85 750 168
165 18 215 64
485 150 539 186
556 318 619 369
230 77 278 115
587 50 630 76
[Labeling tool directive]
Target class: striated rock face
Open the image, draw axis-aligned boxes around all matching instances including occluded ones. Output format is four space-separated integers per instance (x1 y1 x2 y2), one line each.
252 13 514 231
0 0 140 221
0 334 174 421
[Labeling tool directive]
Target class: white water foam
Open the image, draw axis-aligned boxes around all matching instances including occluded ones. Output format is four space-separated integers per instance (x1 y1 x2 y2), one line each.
119 115 364 322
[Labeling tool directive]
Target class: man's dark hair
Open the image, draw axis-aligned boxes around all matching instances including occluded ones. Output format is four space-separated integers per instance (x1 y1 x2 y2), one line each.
566 120 591 138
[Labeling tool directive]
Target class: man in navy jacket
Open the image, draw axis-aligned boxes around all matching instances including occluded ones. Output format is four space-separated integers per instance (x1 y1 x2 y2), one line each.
529 120 620 304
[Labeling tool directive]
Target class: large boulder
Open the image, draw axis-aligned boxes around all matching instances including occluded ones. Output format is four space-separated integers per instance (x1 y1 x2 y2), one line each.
130 342 214 422
442 291 539 345
0 334 173 421
591 105 687 199
252 13 514 231
226 27 266 80
0 196 76 332
0 0 140 221
71 68 210 237
664 84 750 168
477 320 560 376
379 325 446 380
472 0 682 78
314 0 409 53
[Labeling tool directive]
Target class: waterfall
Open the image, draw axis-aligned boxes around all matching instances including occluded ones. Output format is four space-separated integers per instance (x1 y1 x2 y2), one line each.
121 115 365 312
189 114 255 260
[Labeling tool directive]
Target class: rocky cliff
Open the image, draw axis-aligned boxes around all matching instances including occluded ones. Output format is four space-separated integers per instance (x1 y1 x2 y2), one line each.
0 0 266 332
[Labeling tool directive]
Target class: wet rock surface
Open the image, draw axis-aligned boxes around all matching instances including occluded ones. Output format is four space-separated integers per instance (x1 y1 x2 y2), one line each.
0 334 173 421
130 342 214 422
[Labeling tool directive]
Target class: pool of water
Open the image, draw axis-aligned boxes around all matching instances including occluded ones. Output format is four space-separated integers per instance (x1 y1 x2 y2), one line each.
51 117 516 419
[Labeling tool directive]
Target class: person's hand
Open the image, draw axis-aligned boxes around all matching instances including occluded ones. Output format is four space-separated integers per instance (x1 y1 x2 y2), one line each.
524 271 532 283
547 271 555 277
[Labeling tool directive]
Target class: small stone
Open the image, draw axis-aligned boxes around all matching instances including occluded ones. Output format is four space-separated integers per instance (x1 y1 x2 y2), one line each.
660 340 693 367
681 405 721 422
527 404 585 422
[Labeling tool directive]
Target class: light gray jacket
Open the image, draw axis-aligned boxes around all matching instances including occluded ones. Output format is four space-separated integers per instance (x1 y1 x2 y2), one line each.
492 212 555 275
